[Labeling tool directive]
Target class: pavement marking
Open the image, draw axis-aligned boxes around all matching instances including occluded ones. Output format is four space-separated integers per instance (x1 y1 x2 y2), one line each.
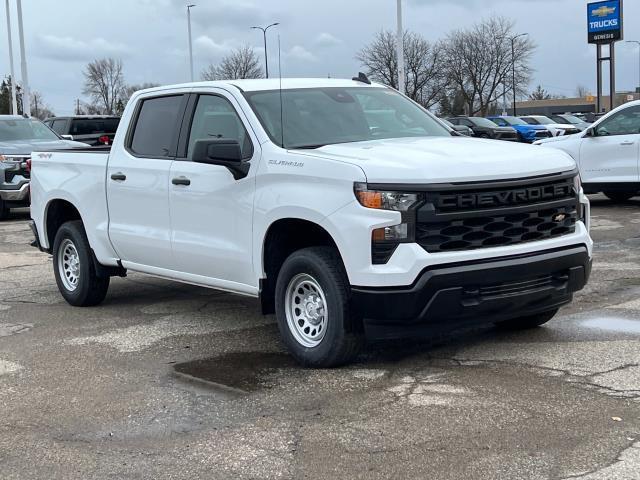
590 218 625 231
0 252 49 269
0 360 22 376
595 262 640 271
350 368 386 380
608 299 640 313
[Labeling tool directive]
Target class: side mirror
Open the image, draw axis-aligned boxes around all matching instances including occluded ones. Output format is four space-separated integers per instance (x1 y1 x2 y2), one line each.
584 127 596 137
61 134 74 140
192 139 249 180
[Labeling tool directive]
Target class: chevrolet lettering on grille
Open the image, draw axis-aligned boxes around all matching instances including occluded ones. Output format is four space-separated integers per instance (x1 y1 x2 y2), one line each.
437 184 574 209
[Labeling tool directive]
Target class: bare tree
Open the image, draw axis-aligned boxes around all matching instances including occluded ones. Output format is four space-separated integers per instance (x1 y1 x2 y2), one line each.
30 91 54 120
441 16 535 116
356 30 445 108
120 83 160 105
201 46 263 81
528 85 551 101
575 85 590 98
82 58 125 115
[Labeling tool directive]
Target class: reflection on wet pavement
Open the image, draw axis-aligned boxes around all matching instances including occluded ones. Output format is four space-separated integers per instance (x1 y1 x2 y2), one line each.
581 316 640 335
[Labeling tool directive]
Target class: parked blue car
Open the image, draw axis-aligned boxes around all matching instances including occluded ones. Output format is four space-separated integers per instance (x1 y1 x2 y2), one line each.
486 116 552 143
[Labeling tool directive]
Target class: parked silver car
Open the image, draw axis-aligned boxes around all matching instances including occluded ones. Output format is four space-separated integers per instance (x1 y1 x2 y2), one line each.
0 115 86 219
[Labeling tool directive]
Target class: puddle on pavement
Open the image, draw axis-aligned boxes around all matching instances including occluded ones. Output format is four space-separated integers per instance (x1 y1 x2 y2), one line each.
173 352 297 393
580 316 640 334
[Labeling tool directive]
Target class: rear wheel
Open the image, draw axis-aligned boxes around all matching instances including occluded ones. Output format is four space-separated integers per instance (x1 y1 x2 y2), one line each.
53 220 110 306
479 133 491 139
495 308 558 330
275 246 363 367
604 191 636 202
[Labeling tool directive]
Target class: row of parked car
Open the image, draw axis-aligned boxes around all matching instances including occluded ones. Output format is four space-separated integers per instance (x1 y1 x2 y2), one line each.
444 114 590 143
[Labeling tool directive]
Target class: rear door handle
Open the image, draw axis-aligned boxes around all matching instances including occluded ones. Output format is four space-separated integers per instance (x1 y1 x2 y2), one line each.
172 176 191 186
620 141 635 146
110 172 126 181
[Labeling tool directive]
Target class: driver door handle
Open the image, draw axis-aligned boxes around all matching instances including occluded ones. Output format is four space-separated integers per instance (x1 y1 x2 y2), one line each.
620 141 635 146
110 172 126 181
172 176 191 186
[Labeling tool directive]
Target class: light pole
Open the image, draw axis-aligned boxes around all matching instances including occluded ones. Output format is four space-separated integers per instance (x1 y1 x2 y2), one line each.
251 23 279 78
627 40 640 94
396 0 404 95
510 32 528 117
4 0 17 115
16 0 30 117
187 4 196 82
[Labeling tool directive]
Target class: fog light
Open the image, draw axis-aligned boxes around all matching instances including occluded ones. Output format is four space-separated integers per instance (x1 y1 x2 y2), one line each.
373 223 408 242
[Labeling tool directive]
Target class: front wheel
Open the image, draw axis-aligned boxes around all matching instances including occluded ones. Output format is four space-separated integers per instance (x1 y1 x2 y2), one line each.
53 220 110 307
604 191 636 202
275 247 363 367
494 308 559 330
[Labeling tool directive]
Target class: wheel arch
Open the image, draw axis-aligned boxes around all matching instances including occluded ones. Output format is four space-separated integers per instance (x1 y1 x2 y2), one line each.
259 217 345 315
44 198 83 250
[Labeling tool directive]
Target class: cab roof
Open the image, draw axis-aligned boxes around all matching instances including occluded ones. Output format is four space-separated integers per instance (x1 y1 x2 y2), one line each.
138 78 387 95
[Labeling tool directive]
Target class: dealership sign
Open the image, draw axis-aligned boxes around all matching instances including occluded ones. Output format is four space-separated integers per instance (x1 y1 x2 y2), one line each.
588 0 623 43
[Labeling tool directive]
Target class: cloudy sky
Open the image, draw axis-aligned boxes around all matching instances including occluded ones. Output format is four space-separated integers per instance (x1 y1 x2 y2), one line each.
2 0 639 115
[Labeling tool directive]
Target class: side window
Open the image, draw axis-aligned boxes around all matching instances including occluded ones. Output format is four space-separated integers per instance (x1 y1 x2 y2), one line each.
522 118 536 125
460 119 473 127
448 119 459 125
596 106 640 136
130 95 184 157
51 119 67 134
494 118 507 127
187 95 253 160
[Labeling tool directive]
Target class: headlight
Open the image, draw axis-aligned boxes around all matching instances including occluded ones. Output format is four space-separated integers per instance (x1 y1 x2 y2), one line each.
354 183 418 212
0 155 5 162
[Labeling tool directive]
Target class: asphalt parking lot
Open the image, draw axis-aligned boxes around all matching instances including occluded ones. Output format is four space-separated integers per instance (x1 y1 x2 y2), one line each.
0 197 639 480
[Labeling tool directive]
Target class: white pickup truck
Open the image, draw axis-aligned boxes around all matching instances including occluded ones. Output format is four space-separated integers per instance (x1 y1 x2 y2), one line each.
30 78 593 367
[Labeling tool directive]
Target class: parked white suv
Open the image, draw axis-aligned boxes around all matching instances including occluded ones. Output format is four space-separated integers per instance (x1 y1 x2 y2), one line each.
29 78 593 366
520 115 581 137
535 101 640 202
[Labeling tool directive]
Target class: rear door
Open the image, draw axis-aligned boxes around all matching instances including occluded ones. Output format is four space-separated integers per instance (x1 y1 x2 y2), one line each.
168 91 259 291
107 93 188 269
579 105 640 184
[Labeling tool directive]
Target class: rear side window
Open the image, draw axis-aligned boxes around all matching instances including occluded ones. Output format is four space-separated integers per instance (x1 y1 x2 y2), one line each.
70 118 120 135
51 119 68 134
130 95 184 157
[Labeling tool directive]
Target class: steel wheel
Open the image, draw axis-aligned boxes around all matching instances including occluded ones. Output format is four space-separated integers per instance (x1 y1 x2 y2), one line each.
284 273 328 348
58 238 80 291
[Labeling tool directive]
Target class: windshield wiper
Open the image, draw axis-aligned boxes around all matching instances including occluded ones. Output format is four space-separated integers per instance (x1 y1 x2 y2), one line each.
289 144 327 150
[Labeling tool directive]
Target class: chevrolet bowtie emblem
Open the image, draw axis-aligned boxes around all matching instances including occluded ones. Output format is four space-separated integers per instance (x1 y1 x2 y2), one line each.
592 5 616 17
552 213 567 223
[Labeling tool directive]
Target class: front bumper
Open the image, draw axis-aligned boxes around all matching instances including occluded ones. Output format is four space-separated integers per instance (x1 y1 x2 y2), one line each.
0 182 30 202
352 245 591 340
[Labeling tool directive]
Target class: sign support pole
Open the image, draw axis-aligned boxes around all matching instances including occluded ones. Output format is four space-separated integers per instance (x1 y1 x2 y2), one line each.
609 42 615 111
596 44 602 113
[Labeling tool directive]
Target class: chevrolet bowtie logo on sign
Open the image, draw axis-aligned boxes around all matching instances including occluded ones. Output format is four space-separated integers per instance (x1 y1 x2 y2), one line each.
587 0 623 44
592 5 616 17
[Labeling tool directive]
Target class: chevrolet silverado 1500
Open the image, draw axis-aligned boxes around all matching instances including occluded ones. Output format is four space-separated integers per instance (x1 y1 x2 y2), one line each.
30 78 593 366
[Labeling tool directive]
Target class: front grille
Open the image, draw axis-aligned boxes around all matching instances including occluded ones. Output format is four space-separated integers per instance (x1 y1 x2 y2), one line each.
415 173 579 253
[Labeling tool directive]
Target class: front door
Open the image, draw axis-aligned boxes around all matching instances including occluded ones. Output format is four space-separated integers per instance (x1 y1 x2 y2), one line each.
107 93 187 269
579 105 640 184
168 92 258 291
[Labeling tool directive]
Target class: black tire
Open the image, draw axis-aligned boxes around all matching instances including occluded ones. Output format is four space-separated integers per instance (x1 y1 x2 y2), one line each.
0 200 9 220
52 220 110 307
275 246 363 368
495 308 558 330
604 191 636 202
479 133 491 139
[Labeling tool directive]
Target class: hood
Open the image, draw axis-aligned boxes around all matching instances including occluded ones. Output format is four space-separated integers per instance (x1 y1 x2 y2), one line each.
533 132 582 145
301 137 576 184
0 139 87 156
548 123 575 129
512 124 547 131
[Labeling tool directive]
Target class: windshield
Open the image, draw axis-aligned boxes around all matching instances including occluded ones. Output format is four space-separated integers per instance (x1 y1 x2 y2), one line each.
470 117 500 128
558 114 583 125
530 116 555 125
243 87 450 148
492 116 527 126
0 118 60 142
